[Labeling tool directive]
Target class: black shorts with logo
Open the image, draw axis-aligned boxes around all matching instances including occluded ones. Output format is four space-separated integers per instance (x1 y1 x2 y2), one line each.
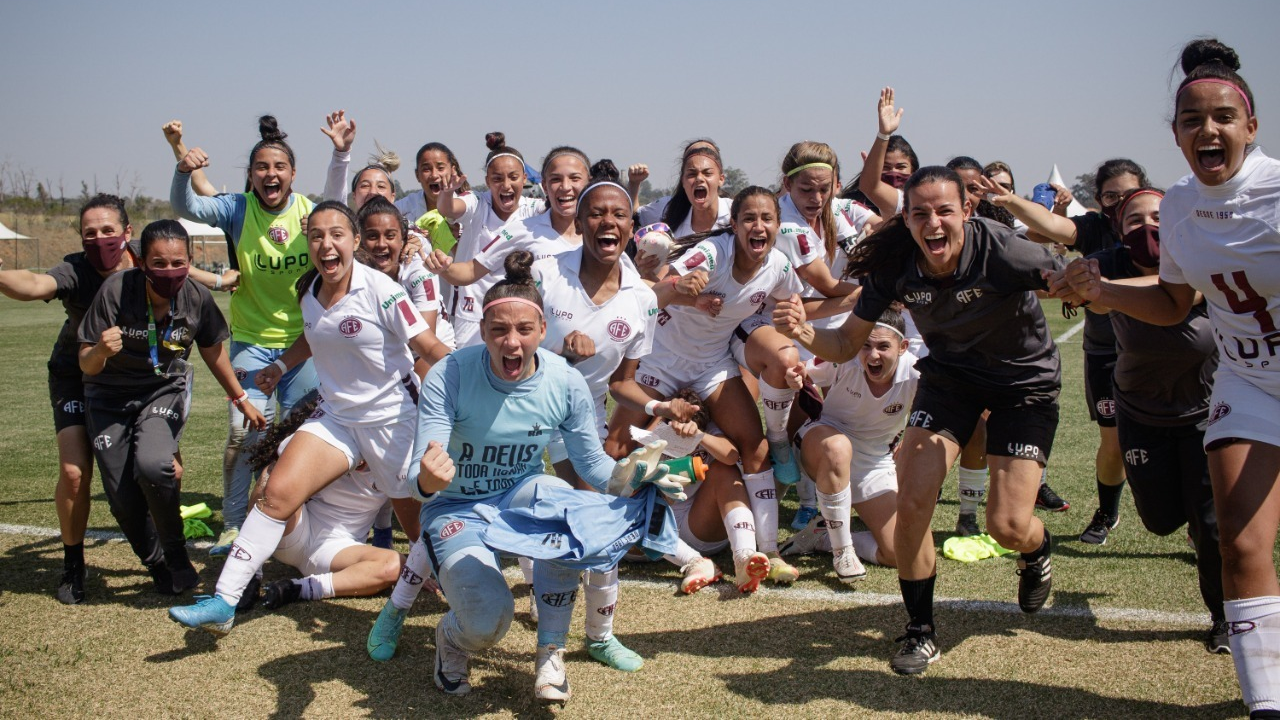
49 370 87 432
1084 351 1118 428
906 373 1059 465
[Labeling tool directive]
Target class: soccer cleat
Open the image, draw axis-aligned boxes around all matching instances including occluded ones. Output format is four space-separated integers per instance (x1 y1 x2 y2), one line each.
791 505 819 531
768 440 801 485
368 600 408 662
587 636 643 672
263 579 302 610
434 621 472 696
734 552 770 594
890 624 941 675
833 546 867 583
1035 483 1070 512
1206 620 1231 655
780 514 828 557
766 553 799 585
147 561 174 595
168 595 235 637
955 512 981 538
236 575 261 614
371 526 394 549
679 557 721 595
209 527 239 557
534 643 572 705
1016 544 1053 613
56 564 86 605
1079 509 1119 545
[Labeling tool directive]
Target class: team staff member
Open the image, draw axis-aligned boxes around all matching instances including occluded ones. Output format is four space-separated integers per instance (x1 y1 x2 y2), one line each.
1053 39 1279 719
168 201 439 636
0 194 138 604
776 166 1065 676
78 220 264 595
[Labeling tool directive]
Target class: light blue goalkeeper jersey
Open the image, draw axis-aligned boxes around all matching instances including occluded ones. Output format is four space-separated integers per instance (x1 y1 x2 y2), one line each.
411 346 616 501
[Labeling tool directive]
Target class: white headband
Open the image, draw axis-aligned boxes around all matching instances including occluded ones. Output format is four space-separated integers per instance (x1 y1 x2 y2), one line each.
579 181 633 205
875 322 905 340
486 152 523 168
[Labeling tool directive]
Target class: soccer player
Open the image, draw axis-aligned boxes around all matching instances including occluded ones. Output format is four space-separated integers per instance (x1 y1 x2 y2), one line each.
633 140 732 236
1052 39 1280 719
78 219 264 594
776 166 1065 676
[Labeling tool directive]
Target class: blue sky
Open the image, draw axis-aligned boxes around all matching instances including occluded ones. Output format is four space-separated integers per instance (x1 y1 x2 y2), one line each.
4 1 1278 200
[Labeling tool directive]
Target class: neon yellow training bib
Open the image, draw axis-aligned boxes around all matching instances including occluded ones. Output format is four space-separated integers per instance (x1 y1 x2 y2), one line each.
232 192 314 347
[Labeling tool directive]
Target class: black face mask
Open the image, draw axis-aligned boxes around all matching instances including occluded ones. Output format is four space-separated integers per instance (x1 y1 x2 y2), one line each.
1122 224 1160 268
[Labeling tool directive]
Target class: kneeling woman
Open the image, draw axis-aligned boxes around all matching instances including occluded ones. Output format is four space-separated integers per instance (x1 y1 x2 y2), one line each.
410 253 679 705
78 220 265 593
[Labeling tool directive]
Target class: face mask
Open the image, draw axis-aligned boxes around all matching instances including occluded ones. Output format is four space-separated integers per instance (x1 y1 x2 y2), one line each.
83 235 127 272
144 266 188 299
881 172 911 189
1101 202 1120 225
1122 224 1160 268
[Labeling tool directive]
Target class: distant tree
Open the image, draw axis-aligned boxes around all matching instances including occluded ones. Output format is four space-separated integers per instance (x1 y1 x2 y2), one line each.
722 166 750 197
79 180 90 202
36 182 48 203
1071 172 1097 209
636 179 670 205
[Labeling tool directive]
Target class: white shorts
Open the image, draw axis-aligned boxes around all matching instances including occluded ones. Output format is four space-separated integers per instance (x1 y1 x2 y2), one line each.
636 352 741 400
546 398 607 464
796 420 898 504
273 502 362 576
669 484 729 555
1204 367 1280 449
729 314 774 369
297 408 417 499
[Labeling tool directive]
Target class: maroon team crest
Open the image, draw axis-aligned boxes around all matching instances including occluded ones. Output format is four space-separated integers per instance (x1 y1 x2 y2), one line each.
750 291 767 305
440 520 465 539
883 402 904 415
338 316 363 337
268 225 290 245
1208 402 1232 425
607 318 632 341
796 233 811 254
684 251 707 270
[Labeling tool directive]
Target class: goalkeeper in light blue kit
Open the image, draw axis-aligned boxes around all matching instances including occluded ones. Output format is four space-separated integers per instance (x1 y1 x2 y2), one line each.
399 251 685 706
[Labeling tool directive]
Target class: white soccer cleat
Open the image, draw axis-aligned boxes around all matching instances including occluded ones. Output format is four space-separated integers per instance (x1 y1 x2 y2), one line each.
679 557 721 595
833 545 867 583
734 552 770 594
766 553 799 585
534 643 572 706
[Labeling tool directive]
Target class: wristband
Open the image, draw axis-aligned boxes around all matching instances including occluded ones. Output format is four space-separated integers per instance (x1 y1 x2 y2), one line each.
876 132 891 142
644 400 660 417
231 392 248 407
272 359 288 374
214 276 222 290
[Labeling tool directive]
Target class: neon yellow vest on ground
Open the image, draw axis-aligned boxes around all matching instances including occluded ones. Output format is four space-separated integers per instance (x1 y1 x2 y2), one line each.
232 192 315 347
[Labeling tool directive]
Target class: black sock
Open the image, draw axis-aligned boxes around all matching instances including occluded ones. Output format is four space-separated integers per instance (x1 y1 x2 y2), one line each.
1097 479 1125 517
63 542 84 568
1021 529 1051 562
1250 711 1280 719
900 575 937 631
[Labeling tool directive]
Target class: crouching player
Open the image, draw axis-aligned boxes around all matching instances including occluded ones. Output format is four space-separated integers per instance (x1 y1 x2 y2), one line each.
780 309 916 580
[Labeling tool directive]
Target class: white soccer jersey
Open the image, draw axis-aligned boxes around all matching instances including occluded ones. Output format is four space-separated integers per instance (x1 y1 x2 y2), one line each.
638 195 732 237
398 256 455 349
655 232 804 365
811 199 877 332
302 262 425 426
450 191 543 323
776 193 861 272
806 352 919 456
474 212 579 275
534 247 658 403
1160 149 1280 397
394 191 430 225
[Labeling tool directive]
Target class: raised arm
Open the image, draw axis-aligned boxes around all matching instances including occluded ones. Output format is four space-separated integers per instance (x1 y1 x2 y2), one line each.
977 175 1079 245
162 120 217 197
858 88 906 217
319 110 355 203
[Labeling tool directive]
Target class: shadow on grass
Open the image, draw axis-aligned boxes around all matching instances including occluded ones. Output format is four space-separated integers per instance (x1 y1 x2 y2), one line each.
0 534 168 605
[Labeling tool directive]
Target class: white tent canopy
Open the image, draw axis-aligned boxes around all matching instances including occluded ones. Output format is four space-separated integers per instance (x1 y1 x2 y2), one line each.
178 217 225 238
0 221 32 240
1047 165 1091 217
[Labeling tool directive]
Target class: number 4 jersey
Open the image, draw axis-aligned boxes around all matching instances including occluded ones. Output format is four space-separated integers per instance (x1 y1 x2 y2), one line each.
1160 149 1280 397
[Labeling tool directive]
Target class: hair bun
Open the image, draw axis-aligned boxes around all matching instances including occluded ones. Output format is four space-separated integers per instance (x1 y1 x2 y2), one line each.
258 115 287 142
372 141 400 173
590 159 620 183
485 131 507 152
503 249 535 283
1181 38 1241 75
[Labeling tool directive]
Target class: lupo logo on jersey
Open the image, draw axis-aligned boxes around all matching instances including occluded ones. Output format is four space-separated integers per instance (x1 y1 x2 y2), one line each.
607 318 632 342
440 520 465 539
268 225 290 245
338 316 363 337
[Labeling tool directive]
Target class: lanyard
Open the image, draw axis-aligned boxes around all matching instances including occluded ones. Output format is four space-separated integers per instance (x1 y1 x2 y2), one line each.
146 294 178 376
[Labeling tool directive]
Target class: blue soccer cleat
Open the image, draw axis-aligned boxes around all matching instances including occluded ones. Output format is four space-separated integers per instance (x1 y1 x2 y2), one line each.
368 600 408 661
769 440 801 485
168 595 235 637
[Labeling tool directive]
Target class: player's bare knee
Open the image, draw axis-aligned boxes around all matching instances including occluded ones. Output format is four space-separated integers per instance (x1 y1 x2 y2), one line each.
985 514 1031 547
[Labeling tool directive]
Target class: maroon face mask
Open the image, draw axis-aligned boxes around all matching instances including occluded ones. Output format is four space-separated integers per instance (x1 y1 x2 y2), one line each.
881 172 911 189
83 235 127 272
1122 224 1160 268
144 266 189 299
1101 202 1121 226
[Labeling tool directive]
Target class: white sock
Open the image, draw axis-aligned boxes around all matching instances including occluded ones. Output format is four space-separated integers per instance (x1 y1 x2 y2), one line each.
297 573 335 600
796 474 817 510
742 469 779 553
215 506 285 605
958 467 988 515
374 500 394 530
759 381 795 443
1225 595 1280 713
583 567 619 642
518 555 534 584
723 506 758 564
662 538 702 569
851 531 879 564
817 488 853 551
390 540 430 610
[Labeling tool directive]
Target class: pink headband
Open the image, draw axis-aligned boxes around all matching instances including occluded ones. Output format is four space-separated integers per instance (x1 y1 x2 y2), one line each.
1177 78 1253 117
482 296 543 316
1116 189 1165 224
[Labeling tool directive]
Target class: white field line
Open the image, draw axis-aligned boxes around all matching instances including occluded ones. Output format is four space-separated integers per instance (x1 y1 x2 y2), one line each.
1056 318 1086 343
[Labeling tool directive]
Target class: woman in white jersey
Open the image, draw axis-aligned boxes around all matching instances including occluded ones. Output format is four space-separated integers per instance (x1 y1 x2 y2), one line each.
633 141 733 236
779 309 916 582
168 201 441 637
617 186 806 585
1052 39 1280 720
394 141 465 252
435 133 543 347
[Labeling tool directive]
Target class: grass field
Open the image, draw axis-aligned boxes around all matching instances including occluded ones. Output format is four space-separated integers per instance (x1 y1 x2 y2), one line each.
0 293 1273 718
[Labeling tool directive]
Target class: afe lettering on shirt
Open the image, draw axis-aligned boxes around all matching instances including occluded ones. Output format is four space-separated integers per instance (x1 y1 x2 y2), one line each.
956 288 983 303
